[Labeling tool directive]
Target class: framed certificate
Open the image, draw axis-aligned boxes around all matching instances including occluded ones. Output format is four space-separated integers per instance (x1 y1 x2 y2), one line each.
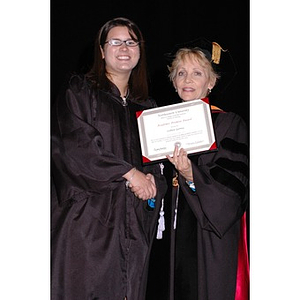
136 98 217 164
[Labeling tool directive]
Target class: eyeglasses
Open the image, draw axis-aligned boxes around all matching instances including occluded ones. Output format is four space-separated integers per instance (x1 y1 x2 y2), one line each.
104 39 139 47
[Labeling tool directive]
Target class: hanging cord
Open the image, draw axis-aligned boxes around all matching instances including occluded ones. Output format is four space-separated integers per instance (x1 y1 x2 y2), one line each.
156 198 165 239
157 170 179 238
173 185 179 230
156 163 165 239
173 175 195 230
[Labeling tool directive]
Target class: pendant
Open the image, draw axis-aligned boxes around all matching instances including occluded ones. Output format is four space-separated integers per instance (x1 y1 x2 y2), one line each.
172 173 178 187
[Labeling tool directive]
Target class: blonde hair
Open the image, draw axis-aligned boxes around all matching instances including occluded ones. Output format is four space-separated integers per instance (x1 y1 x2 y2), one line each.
168 48 220 84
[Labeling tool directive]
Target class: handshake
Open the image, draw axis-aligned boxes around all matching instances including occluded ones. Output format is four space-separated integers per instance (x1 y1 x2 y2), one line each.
123 167 157 201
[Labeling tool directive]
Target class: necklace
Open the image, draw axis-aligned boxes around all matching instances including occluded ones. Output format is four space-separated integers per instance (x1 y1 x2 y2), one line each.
121 89 129 106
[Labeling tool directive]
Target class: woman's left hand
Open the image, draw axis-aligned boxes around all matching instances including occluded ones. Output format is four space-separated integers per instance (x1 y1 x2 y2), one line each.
167 145 193 182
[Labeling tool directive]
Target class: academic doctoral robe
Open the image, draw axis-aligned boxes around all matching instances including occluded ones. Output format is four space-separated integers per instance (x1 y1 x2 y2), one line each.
146 107 249 300
51 75 167 300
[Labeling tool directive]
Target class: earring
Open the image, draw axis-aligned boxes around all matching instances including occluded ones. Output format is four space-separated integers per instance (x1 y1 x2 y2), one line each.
208 88 211 94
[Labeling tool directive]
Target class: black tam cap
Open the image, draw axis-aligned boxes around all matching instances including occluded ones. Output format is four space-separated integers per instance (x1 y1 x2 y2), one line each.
165 37 237 94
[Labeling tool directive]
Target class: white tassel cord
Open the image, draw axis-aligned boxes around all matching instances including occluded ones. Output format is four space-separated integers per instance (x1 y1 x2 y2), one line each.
156 163 165 239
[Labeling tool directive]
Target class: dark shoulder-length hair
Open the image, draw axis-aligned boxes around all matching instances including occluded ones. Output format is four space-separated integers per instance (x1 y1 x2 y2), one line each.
86 17 149 102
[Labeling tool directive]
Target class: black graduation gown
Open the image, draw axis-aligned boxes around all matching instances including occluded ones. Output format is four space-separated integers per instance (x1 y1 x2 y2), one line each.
51 75 167 300
146 109 249 300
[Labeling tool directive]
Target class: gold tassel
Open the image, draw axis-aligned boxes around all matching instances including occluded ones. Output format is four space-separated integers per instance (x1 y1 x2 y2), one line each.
211 42 227 64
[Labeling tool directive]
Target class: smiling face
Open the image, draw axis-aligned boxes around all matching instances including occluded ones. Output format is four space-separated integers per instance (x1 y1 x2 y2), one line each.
173 54 215 101
170 49 218 102
101 26 140 77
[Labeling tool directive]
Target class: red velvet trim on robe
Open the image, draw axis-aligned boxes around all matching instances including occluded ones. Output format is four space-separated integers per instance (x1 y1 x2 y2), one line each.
235 212 250 300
